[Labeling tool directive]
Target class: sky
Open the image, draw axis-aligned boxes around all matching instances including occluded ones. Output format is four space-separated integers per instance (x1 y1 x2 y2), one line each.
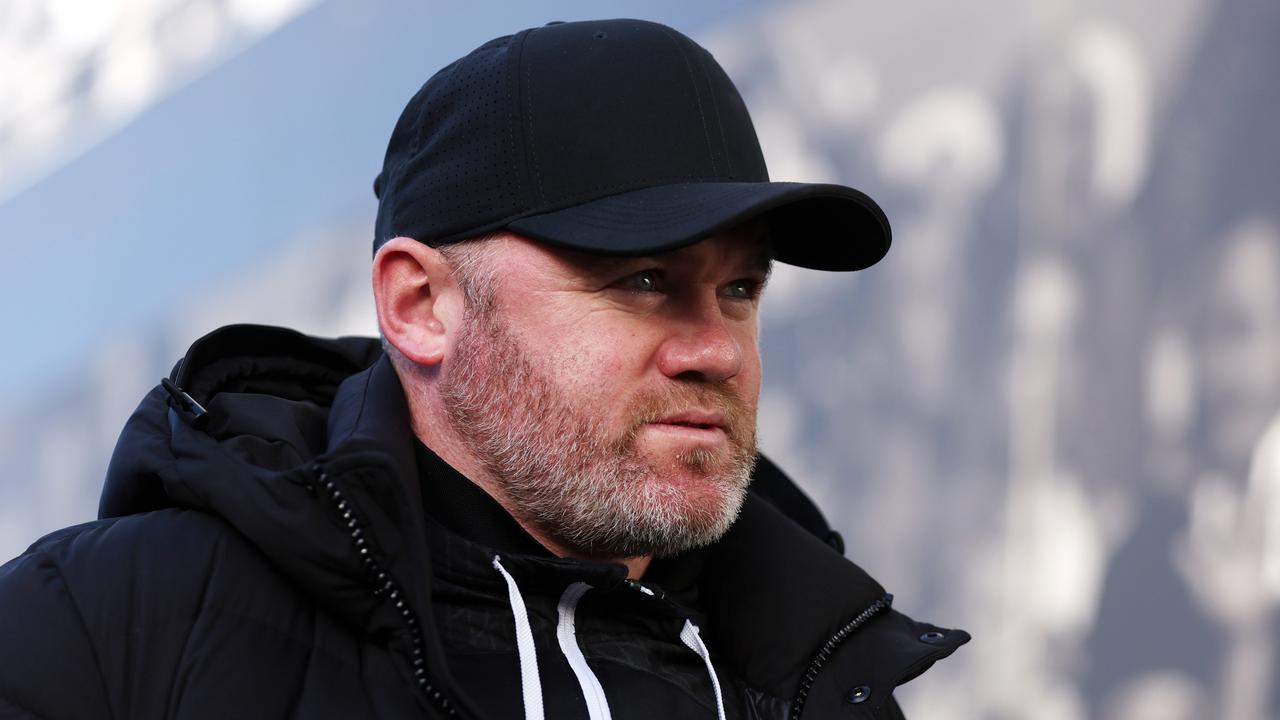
0 0 771 408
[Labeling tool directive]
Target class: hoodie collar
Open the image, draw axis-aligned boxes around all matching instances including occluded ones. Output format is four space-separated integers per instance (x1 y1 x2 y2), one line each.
416 442 552 558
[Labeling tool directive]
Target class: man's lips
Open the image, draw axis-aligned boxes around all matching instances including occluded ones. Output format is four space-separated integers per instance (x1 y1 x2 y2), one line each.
651 409 726 430
643 410 729 445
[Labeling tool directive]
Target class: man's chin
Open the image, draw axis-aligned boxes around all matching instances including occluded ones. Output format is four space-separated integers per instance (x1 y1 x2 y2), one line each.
560 499 746 561
645 485 748 559
539 462 750 560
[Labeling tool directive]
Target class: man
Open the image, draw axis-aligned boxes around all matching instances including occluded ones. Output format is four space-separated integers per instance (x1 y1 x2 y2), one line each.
0 18 966 720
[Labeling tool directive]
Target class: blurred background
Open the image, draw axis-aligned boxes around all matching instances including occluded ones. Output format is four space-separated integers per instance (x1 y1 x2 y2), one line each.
1 0 1277 717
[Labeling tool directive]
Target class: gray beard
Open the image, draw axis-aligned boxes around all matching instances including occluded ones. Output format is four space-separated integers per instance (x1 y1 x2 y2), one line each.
438 309 757 560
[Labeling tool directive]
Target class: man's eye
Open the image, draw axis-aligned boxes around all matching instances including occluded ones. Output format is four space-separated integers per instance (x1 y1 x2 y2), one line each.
622 270 661 292
722 279 759 299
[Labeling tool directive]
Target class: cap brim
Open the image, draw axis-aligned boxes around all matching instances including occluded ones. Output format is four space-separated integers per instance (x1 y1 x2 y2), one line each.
505 181 890 271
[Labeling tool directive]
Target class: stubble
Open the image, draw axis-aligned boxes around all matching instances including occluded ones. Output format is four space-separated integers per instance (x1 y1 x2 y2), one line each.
439 308 757 560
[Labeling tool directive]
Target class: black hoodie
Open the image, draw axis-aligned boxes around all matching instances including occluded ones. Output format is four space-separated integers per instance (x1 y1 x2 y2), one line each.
0 325 967 719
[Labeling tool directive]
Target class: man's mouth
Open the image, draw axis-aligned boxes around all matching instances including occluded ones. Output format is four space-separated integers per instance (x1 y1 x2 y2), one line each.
653 410 726 430
643 410 731 445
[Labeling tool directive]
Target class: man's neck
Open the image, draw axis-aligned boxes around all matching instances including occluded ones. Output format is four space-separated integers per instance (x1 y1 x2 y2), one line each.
522 528 653 579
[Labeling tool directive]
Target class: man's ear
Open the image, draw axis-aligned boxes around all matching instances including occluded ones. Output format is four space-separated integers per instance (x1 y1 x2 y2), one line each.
372 237 465 366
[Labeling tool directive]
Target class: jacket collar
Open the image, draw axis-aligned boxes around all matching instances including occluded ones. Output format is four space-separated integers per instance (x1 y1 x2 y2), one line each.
416 441 552 558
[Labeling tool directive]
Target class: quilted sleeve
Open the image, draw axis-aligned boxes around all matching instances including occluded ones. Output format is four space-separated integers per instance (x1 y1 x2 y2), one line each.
0 540 113 719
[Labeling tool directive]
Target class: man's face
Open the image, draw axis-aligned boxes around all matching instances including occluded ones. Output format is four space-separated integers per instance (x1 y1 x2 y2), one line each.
438 231 769 559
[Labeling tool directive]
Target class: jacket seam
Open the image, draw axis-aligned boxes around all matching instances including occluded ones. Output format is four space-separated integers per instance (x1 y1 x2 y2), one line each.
33 547 117 720
0 692 48 720
174 599 371 671
341 361 377 447
188 603 362 670
165 545 217 718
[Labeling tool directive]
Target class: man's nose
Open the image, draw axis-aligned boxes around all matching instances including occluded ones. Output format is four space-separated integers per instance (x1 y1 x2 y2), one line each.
654 297 743 382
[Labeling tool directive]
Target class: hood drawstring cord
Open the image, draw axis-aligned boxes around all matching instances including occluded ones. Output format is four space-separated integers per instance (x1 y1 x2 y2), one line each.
557 582 613 720
681 619 728 720
494 556 725 720
160 377 209 429
493 556 545 720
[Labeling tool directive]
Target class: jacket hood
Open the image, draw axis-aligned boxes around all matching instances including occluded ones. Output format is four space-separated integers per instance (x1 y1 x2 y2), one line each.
98 324 966 714
101 325 381 518
101 326 426 636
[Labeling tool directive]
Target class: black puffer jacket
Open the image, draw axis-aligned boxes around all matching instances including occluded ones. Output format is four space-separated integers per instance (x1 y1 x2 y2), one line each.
0 325 967 719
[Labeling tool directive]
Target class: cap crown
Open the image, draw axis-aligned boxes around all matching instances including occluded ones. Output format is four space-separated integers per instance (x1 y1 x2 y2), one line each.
374 19 768 249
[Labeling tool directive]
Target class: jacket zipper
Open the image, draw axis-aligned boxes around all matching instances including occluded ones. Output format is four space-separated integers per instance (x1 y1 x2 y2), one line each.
314 467 457 717
788 593 893 720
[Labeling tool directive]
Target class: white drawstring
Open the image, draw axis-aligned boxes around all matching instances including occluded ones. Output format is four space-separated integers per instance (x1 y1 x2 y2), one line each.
492 558 723 720
680 619 727 720
556 583 613 720
493 556 545 720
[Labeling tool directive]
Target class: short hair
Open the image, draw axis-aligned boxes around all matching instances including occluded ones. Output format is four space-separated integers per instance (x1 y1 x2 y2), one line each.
436 233 502 313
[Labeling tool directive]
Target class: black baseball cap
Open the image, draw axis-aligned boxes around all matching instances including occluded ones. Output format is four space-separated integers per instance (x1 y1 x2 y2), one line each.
373 18 890 271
